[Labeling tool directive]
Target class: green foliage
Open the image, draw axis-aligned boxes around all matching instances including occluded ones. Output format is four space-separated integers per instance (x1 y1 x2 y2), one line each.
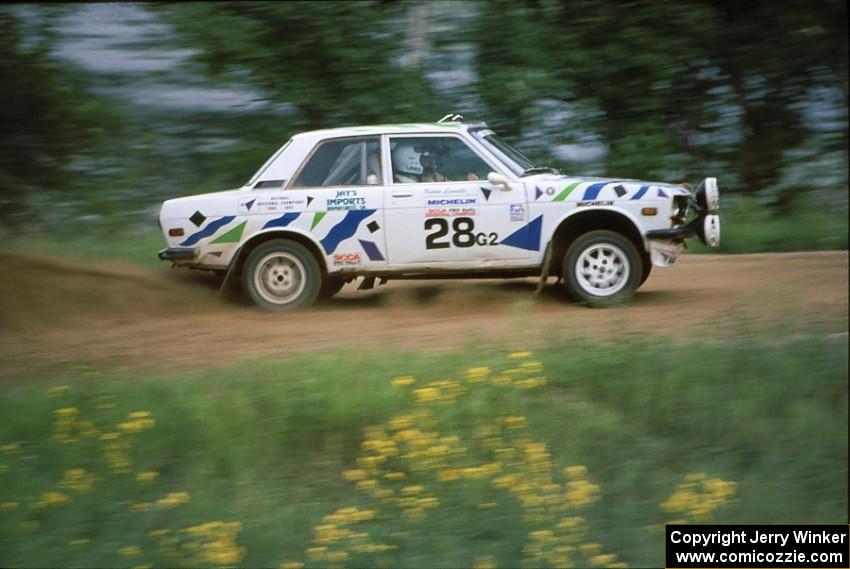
474 0 847 193
157 1 442 130
1 330 846 567
0 10 119 218
688 197 849 253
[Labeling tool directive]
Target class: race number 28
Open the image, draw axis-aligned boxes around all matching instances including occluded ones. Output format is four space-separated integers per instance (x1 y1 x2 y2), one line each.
425 217 498 249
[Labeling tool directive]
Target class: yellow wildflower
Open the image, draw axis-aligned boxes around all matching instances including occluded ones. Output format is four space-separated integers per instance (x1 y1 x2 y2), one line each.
565 465 588 477
391 375 415 386
465 367 490 381
136 471 159 482
119 546 141 557
414 387 440 402
157 491 190 508
1 442 20 454
130 502 151 512
509 351 532 359
504 416 526 429
384 471 406 481
279 563 304 569
1 501 18 510
590 554 616 566
473 556 498 569
491 375 512 386
60 468 96 493
48 385 71 397
342 469 367 481
55 407 78 417
515 377 547 389
35 491 70 508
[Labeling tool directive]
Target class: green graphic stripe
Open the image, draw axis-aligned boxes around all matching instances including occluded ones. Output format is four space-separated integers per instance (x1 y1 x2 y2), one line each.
211 221 247 244
311 211 326 230
553 182 581 202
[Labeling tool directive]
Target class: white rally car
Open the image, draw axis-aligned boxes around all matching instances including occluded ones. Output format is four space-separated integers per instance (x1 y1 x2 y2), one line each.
158 114 720 310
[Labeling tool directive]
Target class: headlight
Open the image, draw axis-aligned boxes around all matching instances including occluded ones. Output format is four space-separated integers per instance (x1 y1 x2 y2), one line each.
695 177 720 211
697 214 721 247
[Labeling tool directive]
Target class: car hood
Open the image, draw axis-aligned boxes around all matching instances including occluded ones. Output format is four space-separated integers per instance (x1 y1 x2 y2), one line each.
525 174 691 197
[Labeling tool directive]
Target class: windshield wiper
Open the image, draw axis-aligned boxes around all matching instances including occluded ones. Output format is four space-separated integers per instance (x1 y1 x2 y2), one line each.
521 166 560 176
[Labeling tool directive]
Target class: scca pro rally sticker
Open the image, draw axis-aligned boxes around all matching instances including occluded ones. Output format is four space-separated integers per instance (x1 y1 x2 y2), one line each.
333 253 362 265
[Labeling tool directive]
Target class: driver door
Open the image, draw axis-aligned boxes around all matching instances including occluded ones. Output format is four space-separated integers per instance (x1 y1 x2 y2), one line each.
383 134 531 266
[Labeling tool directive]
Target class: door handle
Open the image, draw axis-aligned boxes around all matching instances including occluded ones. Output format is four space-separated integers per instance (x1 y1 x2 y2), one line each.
392 192 413 198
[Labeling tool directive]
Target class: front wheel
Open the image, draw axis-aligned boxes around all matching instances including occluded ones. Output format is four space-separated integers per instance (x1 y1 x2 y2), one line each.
243 239 321 311
562 230 643 307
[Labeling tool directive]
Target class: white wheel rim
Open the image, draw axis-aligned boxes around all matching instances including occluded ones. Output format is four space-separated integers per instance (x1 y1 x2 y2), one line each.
575 243 630 296
253 252 307 305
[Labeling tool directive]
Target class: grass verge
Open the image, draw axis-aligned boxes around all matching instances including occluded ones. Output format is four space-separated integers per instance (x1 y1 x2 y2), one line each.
0 331 847 567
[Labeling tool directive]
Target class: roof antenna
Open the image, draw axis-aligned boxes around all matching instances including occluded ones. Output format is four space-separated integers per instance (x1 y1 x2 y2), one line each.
437 113 464 123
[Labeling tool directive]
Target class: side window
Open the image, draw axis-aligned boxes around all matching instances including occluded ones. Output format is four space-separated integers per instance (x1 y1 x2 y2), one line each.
390 137 491 184
291 137 382 188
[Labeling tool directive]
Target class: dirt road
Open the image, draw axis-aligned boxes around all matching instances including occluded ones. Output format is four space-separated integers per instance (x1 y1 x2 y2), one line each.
1 251 847 380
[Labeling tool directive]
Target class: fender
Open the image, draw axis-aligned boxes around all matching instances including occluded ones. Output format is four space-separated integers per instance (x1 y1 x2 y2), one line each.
227 226 329 275
546 205 648 252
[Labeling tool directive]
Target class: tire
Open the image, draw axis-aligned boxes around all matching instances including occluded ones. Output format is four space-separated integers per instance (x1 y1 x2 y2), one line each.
639 252 652 287
562 230 643 307
318 276 346 300
242 239 321 311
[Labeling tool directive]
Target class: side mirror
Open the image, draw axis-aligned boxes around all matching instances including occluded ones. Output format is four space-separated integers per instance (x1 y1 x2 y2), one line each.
487 172 511 191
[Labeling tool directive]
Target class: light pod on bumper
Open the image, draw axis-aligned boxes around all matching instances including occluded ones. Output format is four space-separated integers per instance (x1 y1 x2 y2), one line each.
697 214 721 247
695 177 720 211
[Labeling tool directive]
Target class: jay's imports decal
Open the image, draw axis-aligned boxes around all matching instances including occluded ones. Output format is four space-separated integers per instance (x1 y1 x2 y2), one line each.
327 189 367 211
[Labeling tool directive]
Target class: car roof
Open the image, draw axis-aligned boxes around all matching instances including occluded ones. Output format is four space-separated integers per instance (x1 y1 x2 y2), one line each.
290 121 488 142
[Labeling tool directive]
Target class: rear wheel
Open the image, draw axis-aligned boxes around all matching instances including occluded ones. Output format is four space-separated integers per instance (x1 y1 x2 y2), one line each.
562 230 643 307
243 239 321 311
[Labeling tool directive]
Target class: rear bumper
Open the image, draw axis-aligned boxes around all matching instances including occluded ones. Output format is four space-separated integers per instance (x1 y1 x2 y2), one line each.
158 247 197 262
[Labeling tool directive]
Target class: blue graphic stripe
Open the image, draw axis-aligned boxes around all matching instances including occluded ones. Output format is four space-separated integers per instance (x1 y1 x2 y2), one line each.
320 210 376 254
583 182 610 200
359 239 385 261
658 188 668 198
262 212 300 230
500 215 543 251
180 216 236 246
631 185 649 200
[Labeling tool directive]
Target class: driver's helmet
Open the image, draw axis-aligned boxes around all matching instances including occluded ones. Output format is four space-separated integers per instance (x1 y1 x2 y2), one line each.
391 143 423 176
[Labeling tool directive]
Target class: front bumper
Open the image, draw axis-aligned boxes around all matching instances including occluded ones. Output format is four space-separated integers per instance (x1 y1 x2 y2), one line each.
158 247 197 262
645 213 721 267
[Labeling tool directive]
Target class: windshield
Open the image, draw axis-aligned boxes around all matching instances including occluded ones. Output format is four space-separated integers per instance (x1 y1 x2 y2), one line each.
245 139 292 187
471 129 536 175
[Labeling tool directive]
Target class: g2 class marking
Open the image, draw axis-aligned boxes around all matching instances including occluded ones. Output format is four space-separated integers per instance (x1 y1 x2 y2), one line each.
424 217 498 249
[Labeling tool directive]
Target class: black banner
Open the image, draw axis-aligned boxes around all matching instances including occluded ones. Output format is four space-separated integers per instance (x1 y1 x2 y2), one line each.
666 525 849 568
